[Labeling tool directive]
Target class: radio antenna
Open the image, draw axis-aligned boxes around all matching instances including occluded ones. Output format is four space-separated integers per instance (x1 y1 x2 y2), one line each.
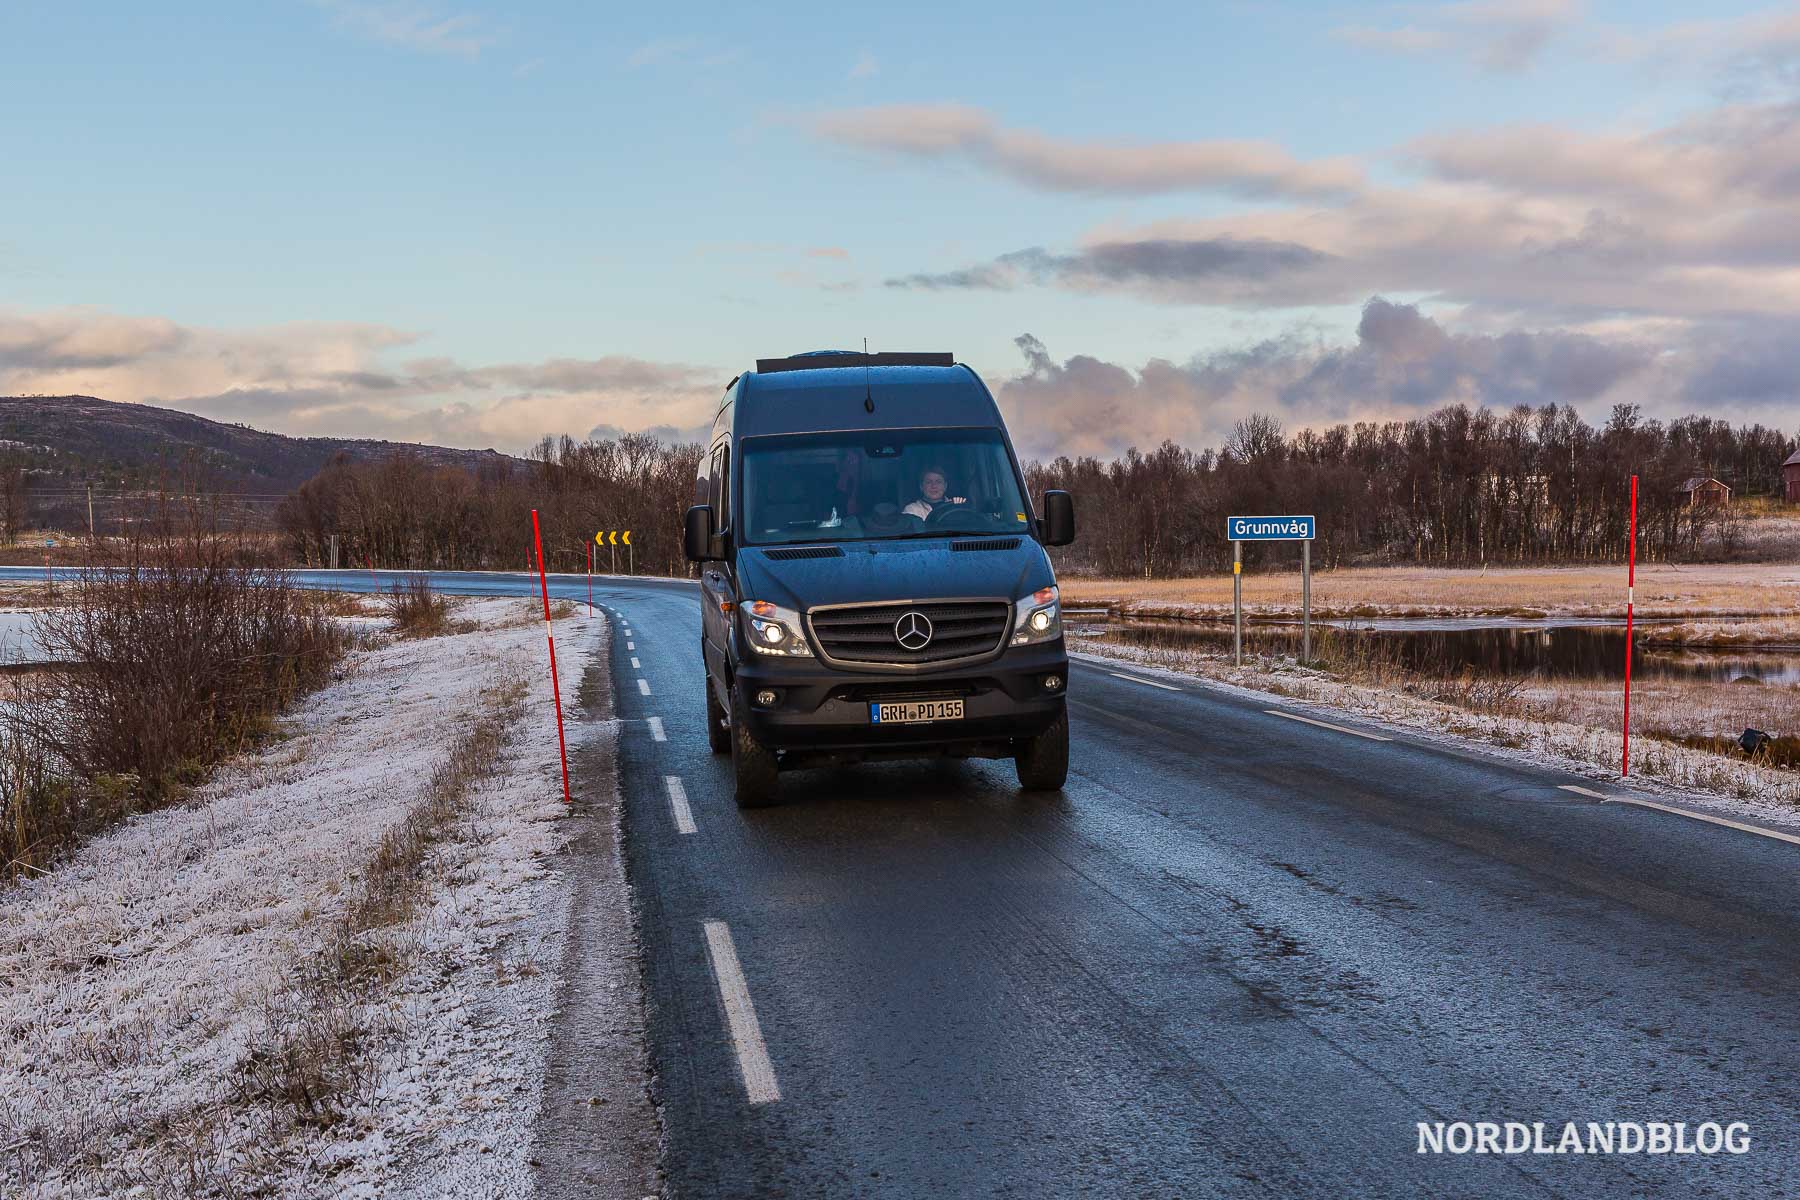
863 337 875 412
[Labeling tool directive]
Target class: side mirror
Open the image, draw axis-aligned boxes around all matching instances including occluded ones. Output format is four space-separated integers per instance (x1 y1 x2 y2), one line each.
1040 490 1075 547
683 504 717 562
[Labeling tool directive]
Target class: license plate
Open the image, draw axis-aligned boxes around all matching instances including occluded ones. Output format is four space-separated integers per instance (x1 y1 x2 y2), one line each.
870 698 964 724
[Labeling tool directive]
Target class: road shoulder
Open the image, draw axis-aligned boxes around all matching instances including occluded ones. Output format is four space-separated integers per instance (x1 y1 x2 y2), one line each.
528 613 663 1200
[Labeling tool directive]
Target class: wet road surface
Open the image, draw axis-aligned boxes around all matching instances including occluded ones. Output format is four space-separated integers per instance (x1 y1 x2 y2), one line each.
9 566 1797 1197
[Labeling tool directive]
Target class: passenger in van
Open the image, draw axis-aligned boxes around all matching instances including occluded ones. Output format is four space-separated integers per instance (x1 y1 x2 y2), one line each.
902 465 967 520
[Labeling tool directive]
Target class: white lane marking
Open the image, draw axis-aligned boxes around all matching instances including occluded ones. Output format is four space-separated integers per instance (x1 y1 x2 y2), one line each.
647 716 666 742
1560 786 1800 847
1262 709 1393 742
631 656 641 669
701 921 781 1105
664 775 697 834
637 678 651 695
1106 671 1183 692
627 641 635 650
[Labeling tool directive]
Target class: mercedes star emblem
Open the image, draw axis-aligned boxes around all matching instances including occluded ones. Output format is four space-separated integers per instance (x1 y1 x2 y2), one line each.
894 611 934 651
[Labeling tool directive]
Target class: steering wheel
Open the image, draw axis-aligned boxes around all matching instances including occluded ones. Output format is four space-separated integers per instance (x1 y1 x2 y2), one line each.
923 501 973 526
863 501 912 533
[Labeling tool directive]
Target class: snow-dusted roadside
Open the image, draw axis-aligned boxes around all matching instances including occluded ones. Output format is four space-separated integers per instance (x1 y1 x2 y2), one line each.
1072 642 1800 832
1 598 616 1198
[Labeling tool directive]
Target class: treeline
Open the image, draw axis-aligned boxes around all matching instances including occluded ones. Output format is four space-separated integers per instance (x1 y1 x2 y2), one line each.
1027 403 1796 575
275 402 1796 578
276 434 702 574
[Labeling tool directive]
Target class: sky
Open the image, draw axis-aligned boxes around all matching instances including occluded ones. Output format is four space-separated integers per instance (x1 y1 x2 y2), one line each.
3 0 1800 461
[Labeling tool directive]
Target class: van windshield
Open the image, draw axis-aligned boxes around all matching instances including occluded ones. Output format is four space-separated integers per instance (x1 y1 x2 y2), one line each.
740 429 1032 545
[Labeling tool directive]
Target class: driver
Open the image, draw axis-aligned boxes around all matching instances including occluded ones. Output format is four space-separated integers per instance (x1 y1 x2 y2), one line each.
902 465 966 520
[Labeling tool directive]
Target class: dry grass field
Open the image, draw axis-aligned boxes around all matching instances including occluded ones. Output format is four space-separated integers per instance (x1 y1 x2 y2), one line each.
1062 561 1800 623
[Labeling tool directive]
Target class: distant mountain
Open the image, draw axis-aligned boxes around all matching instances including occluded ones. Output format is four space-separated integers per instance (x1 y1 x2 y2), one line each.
0 395 530 493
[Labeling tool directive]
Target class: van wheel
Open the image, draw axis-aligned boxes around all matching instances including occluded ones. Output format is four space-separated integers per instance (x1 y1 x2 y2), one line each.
705 677 730 754
1014 709 1069 791
731 691 780 807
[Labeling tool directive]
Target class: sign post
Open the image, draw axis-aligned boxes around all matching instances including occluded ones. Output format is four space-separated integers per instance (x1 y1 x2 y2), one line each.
1233 540 1243 666
1623 475 1638 777
594 530 633 576
1227 515 1318 668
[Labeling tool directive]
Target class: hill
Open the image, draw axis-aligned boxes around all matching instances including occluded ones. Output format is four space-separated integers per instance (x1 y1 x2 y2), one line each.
0 395 528 492
0 395 534 537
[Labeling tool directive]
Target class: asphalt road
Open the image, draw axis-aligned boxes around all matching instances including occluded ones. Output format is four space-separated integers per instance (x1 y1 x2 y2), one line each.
10 566 1799 1196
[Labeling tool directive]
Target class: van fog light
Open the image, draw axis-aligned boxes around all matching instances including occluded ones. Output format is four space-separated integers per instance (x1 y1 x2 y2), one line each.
755 689 779 707
1041 674 1063 692
1029 609 1053 633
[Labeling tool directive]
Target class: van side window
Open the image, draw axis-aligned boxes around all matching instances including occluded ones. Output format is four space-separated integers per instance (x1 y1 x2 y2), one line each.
707 447 723 515
716 447 732 532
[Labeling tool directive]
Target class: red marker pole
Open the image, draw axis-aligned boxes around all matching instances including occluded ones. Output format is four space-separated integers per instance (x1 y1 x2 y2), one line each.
1622 474 1638 777
366 554 380 597
533 510 573 805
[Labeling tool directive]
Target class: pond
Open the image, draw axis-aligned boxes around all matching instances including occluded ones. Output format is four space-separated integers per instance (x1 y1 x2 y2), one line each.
0 612 46 665
1068 615 1800 686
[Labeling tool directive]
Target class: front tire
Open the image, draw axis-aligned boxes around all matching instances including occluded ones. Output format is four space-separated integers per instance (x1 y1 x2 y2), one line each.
1013 708 1069 791
731 690 780 807
705 676 730 754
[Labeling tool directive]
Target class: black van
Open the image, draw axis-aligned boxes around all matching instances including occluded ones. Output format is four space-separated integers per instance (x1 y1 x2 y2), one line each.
683 351 1076 806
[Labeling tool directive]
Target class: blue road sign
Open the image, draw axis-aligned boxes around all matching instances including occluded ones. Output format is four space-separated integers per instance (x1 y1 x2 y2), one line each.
1227 514 1315 541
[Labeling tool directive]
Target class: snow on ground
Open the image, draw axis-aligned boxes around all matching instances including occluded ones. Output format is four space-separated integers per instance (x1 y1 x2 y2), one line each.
1072 643 1800 833
0 597 614 1198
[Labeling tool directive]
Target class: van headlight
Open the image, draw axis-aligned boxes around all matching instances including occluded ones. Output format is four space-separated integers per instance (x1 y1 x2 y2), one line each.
1012 585 1061 645
742 600 814 656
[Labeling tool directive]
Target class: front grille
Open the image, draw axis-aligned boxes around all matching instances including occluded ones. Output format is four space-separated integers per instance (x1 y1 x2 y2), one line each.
808 600 1010 666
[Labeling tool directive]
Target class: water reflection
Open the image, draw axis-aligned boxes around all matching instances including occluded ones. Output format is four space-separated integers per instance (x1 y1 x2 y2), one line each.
1073 617 1800 686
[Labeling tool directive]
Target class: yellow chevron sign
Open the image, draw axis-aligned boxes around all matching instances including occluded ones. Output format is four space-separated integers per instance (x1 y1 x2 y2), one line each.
594 530 632 546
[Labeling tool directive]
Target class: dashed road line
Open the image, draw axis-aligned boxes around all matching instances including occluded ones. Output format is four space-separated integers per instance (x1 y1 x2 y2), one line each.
1263 709 1393 742
1106 671 1183 692
637 678 651 696
664 774 697 834
631 656 641 669
1560 785 1800 847
702 920 781 1105
647 716 666 742
627 641 635 650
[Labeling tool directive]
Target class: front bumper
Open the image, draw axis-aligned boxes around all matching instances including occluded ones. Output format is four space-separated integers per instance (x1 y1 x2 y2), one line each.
733 639 1068 756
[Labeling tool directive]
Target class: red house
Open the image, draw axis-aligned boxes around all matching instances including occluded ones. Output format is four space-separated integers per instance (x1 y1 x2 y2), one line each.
1785 450 1800 504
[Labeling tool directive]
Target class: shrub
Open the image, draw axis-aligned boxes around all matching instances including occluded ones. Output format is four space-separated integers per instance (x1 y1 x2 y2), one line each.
7 527 348 875
386 575 451 637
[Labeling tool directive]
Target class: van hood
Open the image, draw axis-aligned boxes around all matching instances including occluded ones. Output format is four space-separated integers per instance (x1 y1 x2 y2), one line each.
735 537 1054 611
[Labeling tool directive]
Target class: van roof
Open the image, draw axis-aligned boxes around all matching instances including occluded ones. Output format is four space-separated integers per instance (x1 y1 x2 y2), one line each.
735 360 1001 439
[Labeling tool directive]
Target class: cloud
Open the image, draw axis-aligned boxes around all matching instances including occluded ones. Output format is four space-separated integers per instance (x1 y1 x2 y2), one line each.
849 51 878 80
887 239 1336 305
990 297 1799 462
314 1 495 58
1334 0 1580 73
626 37 743 70
812 104 1364 200
0 308 718 453
885 95 1800 321
626 37 698 67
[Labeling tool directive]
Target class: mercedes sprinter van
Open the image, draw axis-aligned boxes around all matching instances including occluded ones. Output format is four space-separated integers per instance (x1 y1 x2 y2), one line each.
683 350 1076 807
